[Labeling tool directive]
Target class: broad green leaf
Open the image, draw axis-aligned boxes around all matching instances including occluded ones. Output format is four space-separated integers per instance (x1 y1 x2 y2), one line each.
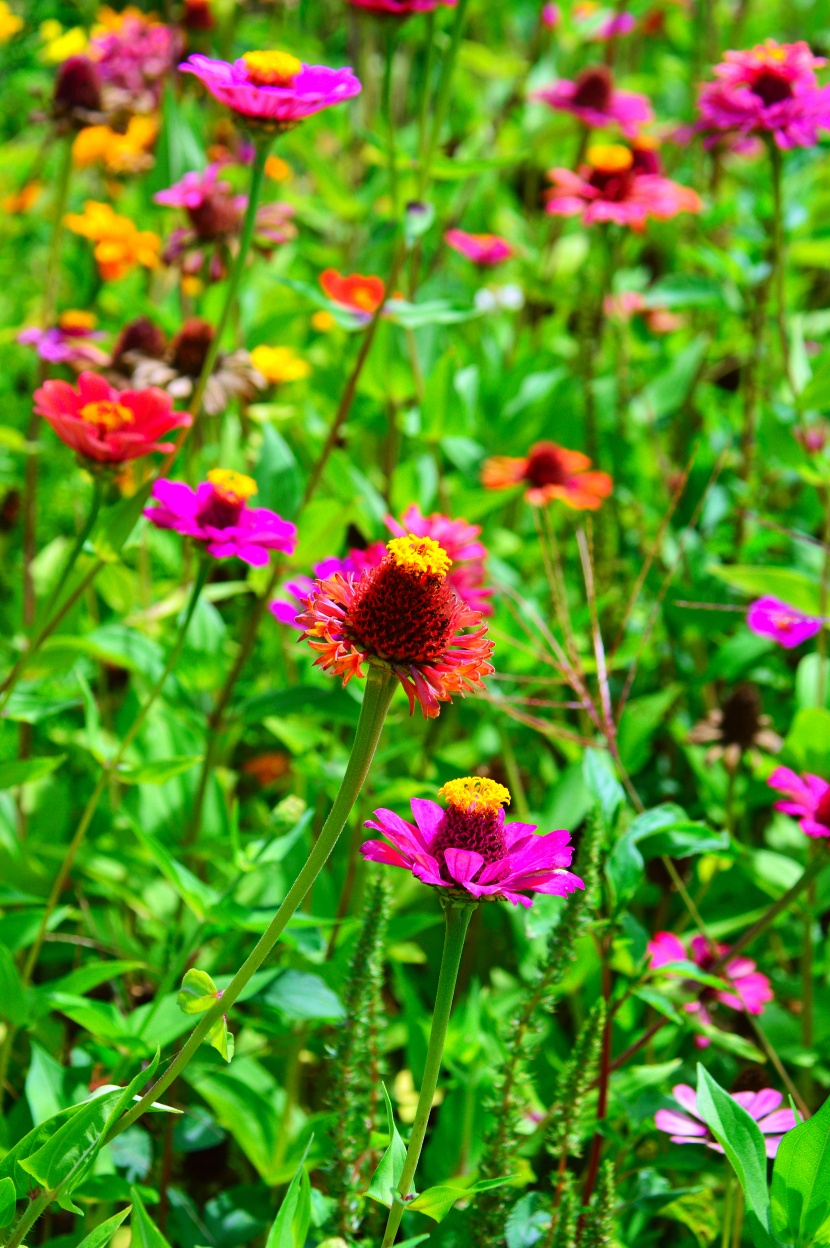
583 752 624 822
19 1089 124 1208
0 1104 83 1195
0 1177 16 1228
784 709 830 777
0 754 65 789
618 686 682 775
659 1190 720 1248
260 970 344 1021
771 1091 830 1247
407 1177 511 1223
708 566 822 616
207 1015 234 1063
116 756 202 786
0 944 27 1025
185 1058 285 1184
177 968 220 1016
264 1140 312 1248
25 1043 65 1125
130 1185 173 1248
367 1084 408 1208
74 1205 132 1248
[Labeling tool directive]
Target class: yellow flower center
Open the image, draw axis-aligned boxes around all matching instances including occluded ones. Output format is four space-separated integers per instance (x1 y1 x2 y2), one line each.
242 51 302 87
78 399 133 430
757 41 786 63
59 309 96 333
588 143 634 174
386 534 451 578
207 468 258 504
438 777 511 812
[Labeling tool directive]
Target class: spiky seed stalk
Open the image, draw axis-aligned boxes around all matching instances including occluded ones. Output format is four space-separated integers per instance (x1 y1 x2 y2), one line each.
579 1159 616 1248
547 998 607 1161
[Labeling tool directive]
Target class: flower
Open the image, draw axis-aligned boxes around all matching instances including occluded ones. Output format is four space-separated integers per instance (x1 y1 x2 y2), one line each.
182 0 214 31
596 11 636 38
687 684 781 772
65 202 161 281
445 229 513 267
39 20 88 64
72 115 158 174
542 4 560 30
145 470 297 566
697 41 830 151
155 162 245 218
747 596 823 650
533 66 653 137
347 0 455 10
361 776 583 906
768 767 830 839
320 269 386 318
0 2 22 42
18 311 108 369
90 9 180 113
545 143 701 230
385 504 493 616
53 56 104 127
250 345 311 385
297 534 494 718
648 931 773 1045
33 371 190 465
180 52 361 129
482 441 613 510
604 290 685 333
656 1084 796 1158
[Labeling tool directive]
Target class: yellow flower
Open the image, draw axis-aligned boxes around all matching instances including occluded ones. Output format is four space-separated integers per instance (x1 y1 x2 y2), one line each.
310 310 336 333
265 155 293 183
2 182 41 214
0 1 23 42
72 116 158 175
65 201 161 281
39 19 88 62
92 5 157 35
250 345 311 385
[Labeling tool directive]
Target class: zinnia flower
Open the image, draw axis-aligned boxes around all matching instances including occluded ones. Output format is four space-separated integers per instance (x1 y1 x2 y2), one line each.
72 116 158 175
320 269 386 319
533 66 652 137
542 4 560 30
656 1084 796 1158
545 143 701 230
361 776 583 906
747 596 823 649
296 534 494 718
482 441 612 510
18 311 108 369
250 345 311 385
445 229 513 267
385 504 493 616
65 202 161 281
648 931 773 1045
0 2 23 42
180 52 361 129
687 684 781 772
33 371 190 465
347 0 454 11
145 470 297 565
697 40 830 151
768 767 830 838
604 290 685 333
90 9 180 113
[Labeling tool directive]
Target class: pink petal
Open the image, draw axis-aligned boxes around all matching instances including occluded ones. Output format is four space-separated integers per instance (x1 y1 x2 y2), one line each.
443 848 485 888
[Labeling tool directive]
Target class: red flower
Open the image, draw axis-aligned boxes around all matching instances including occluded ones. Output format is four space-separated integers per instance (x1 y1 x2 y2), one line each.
33 371 191 465
482 441 613 509
319 268 386 317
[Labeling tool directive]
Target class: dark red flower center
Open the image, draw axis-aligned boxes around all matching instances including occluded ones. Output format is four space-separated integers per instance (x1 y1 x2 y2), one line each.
171 318 214 377
750 69 793 107
572 66 613 112
814 787 830 830
347 557 460 664
719 685 762 749
54 56 102 114
429 804 507 876
525 442 570 487
112 317 167 367
196 469 256 529
188 192 244 240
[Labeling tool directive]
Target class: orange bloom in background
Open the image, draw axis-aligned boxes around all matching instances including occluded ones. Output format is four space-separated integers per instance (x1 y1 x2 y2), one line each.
72 116 158 174
319 268 385 317
2 181 41 214
482 441 613 509
66 201 161 280
265 154 293 182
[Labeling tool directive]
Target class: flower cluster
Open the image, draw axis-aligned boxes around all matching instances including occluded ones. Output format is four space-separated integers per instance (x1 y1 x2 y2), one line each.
648 931 773 1045
65 202 161 281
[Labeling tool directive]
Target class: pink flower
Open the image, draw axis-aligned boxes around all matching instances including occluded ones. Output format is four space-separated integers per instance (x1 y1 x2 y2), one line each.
19 311 108 370
604 291 686 333
445 229 513 267
596 11 636 38
656 1084 796 1158
180 52 361 128
648 931 773 1045
768 767 830 838
747 596 823 650
33 371 190 465
385 505 493 616
545 143 701 230
154 163 244 214
361 776 583 907
347 0 455 11
145 469 296 566
91 12 180 111
697 40 830 150
534 66 652 137
542 3 560 29
270 544 387 628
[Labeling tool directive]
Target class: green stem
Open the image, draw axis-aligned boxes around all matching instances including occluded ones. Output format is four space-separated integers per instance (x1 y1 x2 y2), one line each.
381 900 475 1247
768 141 791 393
109 665 395 1138
188 141 270 420
416 10 437 180
383 29 400 218
721 1175 734 1248
419 0 470 194
4 1187 53 1248
41 476 105 625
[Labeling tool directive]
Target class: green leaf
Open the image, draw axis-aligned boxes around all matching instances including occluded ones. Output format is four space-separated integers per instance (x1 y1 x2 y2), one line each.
0 1176 16 1229
264 1140 312 1248
407 1177 511 1223
800 349 830 409
260 969 344 1021
583 751 624 822
708 566 822 616
618 686 682 775
367 1084 408 1208
130 1185 173 1248
74 1205 132 1248
207 1015 234 1063
177 968 220 1016
25 1044 66 1125
771 1091 830 1247
92 483 154 563
116 756 202 786
19 1089 123 1206
0 944 27 1025
784 709 830 777
0 755 65 789
0 1104 83 1195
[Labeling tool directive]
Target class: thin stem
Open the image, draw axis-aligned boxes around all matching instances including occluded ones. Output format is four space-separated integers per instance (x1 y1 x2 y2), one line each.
5 1187 53 1248
730 1183 744 1248
768 141 792 393
721 1175 734 1248
41 475 105 625
382 29 400 218
580 942 613 1210
419 0 470 193
416 10 437 180
110 666 395 1138
381 900 475 1248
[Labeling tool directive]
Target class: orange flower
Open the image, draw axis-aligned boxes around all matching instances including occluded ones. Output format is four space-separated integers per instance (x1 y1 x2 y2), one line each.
482 441 613 510
65 201 161 281
2 181 41 214
319 268 385 317
72 115 158 174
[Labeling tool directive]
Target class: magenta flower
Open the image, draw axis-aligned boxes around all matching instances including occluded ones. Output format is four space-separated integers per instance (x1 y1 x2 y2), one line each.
648 931 773 1046
154 163 245 214
362 777 583 907
347 0 455 11
747 596 823 650
768 767 830 838
91 12 180 111
545 143 701 230
656 1084 796 1158
542 3 560 29
697 41 830 150
270 544 386 628
445 229 513 267
534 66 652 136
145 469 296 566
595 11 636 39
19 312 108 370
180 52 361 128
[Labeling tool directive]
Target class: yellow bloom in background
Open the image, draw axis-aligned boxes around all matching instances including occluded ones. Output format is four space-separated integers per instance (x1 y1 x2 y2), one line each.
2 182 41 214
73 116 158 175
39 18 88 62
92 5 158 35
0 1 23 42
250 345 311 385
65 201 161 281
264 155 293 183
310 310 336 333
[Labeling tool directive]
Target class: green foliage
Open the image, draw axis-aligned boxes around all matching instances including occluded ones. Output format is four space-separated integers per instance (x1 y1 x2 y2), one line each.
546 999 607 1161
771 1094 830 1247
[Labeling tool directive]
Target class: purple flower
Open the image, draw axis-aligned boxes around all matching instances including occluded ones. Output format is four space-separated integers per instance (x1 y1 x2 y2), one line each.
270 545 387 629
145 470 296 566
180 52 361 128
656 1084 796 1158
768 767 830 838
747 596 823 649
534 66 653 137
19 312 108 369
361 777 583 908
542 3 560 29
154 163 245 214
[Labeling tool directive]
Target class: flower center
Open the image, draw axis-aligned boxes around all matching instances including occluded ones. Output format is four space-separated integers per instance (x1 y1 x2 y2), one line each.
750 67 793 106
586 144 635 199
78 399 134 431
439 776 511 813
196 469 257 529
525 442 570 487
346 537 458 664
171 318 214 377
815 787 830 830
386 534 452 578
242 51 302 87
59 310 96 334
188 191 244 240
429 777 512 876
572 66 613 112
771 611 797 633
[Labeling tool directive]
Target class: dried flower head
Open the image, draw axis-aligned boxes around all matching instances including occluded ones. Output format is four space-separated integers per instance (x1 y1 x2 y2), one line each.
687 683 781 772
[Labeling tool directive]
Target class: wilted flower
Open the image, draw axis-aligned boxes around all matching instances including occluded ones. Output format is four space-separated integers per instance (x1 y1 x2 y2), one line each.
747 596 823 649
250 345 311 385
545 143 701 230
52 56 104 128
297 534 494 718
0 2 23 42
482 440 612 510
362 776 583 906
445 229 513 267
534 66 653 137
145 469 297 566
72 115 158 174
656 1084 795 1157
687 684 781 772
18 311 108 369
180 52 361 130
65 201 161 281
697 41 830 150
320 268 386 319
33 371 190 465
648 931 773 1045
768 767 830 839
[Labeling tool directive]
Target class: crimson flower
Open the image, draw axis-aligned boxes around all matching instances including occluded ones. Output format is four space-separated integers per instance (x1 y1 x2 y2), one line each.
482 440 612 509
347 0 455 11
320 268 386 319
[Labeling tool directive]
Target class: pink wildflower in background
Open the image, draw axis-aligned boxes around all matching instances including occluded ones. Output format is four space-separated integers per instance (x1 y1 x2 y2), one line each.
656 1085 796 1157
19 311 108 369
270 544 387 628
541 3 560 29
545 143 702 230
768 767 830 838
534 66 652 137
445 229 513 267
362 776 583 906
91 10 180 112
747 596 823 649
180 52 361 128
596 11 636 38
347 0 455 12
604 291 685 333
648 931 773 1045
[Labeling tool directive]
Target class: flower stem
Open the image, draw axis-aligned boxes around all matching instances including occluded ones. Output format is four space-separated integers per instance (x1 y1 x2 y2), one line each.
382 28 400 218
109 665 395 1138
768 140 792 392
419 0 470 195
380 899 475 1248
40 475 105 625
416 10 437 180
4 1186 53 1248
